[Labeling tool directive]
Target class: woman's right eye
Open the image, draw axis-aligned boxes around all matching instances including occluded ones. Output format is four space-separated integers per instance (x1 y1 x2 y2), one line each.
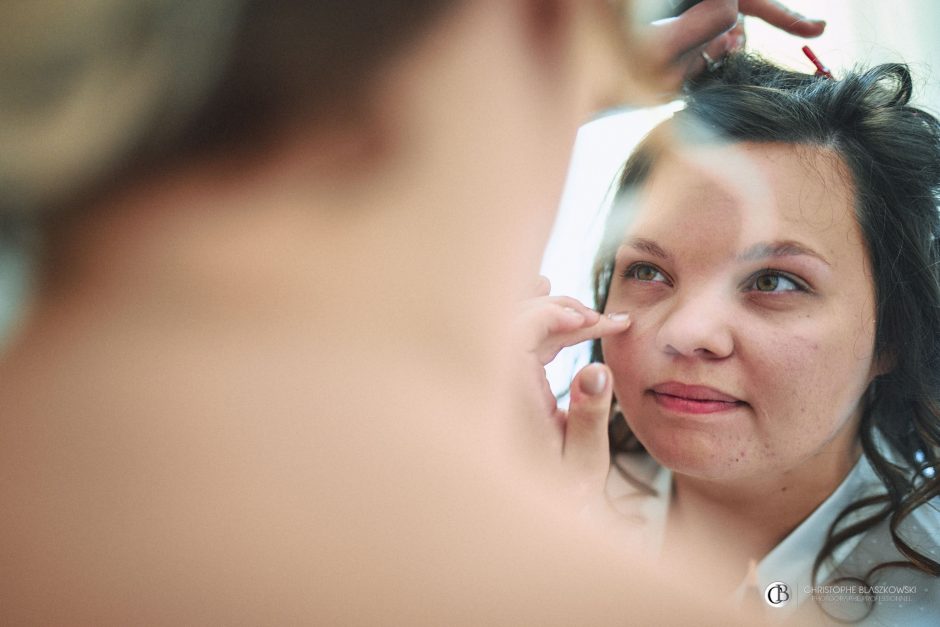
621 263 670 285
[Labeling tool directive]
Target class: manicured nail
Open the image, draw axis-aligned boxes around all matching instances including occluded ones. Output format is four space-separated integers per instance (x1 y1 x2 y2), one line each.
607 312 630 323
579 366 608 396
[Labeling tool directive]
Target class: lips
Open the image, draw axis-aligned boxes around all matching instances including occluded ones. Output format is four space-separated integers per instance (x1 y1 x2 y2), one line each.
649 382 745 415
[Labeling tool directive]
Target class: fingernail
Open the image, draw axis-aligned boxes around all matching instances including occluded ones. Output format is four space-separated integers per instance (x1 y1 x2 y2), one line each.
579 366 608 396
796 13 825 25
607 312 630 324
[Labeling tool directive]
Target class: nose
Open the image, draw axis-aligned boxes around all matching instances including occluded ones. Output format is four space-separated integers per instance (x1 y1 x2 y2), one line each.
655 288 734 360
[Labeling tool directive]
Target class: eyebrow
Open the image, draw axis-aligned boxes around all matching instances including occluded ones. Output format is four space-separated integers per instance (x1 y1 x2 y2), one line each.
624 238 671 261
623 238 831 266
737 241 831 266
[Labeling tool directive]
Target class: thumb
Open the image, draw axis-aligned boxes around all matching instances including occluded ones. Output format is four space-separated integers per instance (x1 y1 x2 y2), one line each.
562 364 613 486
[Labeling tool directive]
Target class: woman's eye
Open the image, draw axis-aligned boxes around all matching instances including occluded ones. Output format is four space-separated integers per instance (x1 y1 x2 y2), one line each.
623 263 669 284
747 271 803 293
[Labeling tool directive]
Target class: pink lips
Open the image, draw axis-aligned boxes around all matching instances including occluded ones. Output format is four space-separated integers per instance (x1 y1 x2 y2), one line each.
650 382 744 415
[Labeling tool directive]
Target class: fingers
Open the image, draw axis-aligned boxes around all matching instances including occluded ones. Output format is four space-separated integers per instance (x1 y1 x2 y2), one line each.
633 0 738 90
516 300 597 354
531 310 631 365
739 0 826 38
514 285 630 364
515 294 601 352
518 295 600 323
654 0 739 59
640 0 824 89
562 364 613 486
685 14 745 76
545 312 630 361
703 14 745 58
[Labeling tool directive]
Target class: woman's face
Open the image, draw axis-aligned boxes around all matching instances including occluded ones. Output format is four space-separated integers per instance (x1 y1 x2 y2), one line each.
602 141 881 481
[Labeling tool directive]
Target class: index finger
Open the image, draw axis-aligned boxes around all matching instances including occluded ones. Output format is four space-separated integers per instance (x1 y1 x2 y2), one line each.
739 0 826 37
651 0 739 59
550 312 632 355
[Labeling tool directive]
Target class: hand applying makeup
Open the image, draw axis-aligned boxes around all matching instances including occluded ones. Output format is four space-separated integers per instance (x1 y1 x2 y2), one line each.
511 277 631 522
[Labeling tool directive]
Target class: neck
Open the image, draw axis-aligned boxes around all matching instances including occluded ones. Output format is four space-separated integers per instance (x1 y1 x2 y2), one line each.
663 438 862 590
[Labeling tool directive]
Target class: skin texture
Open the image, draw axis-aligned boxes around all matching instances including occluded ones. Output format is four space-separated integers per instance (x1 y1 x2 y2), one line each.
600 141 883 551
601 141 882 583
603 141 877 483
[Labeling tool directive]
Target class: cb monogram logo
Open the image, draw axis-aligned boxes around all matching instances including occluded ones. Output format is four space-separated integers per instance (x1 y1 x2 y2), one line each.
764 581 791 608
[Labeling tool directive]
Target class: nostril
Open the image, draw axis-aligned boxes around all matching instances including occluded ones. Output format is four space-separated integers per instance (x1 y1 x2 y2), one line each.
658 323 734 359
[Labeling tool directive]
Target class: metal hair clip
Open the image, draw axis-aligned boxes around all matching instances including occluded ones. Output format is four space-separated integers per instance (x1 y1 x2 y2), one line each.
802 45 834 79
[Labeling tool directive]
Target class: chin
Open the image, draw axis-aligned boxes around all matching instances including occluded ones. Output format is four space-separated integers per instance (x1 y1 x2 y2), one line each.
630 426 752 481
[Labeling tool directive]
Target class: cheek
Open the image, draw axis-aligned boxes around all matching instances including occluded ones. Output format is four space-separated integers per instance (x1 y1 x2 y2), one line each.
600 335 631 389
798 317 872 386
744 316 819 377
600 321 657 400
747 334 824 417
743 322 871 441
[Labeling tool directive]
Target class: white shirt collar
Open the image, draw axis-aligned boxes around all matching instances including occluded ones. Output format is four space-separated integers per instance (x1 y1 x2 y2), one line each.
604 434 939 622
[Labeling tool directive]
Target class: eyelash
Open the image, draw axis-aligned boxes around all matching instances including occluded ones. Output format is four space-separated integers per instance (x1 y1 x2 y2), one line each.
620 262 672 285
620 263 811 294
741 269 811 294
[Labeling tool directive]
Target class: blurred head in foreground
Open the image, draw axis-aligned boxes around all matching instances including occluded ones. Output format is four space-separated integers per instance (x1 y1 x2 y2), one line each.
2 1 727 625
594 53 940 619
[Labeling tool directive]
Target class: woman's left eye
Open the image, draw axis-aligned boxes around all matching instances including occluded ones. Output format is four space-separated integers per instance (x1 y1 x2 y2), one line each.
745 271 804 293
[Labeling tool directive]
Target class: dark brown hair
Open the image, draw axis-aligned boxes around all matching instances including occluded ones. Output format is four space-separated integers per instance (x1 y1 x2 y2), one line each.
592 53 940 619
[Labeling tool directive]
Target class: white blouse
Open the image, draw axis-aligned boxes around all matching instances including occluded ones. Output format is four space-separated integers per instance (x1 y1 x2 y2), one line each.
605 436 940 625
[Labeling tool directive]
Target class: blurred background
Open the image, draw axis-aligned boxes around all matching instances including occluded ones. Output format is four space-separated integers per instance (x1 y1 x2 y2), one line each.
2 1 939 366
542 0 940 400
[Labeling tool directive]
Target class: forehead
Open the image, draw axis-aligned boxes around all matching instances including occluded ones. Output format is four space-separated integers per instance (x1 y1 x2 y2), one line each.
625 141 863 264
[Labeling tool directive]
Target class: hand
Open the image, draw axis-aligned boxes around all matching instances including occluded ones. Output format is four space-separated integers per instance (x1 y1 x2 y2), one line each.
511 277 631 518
699 0 827 69
630 0 826 93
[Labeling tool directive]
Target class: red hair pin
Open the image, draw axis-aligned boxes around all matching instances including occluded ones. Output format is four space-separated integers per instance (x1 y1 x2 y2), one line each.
802 45 834 80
